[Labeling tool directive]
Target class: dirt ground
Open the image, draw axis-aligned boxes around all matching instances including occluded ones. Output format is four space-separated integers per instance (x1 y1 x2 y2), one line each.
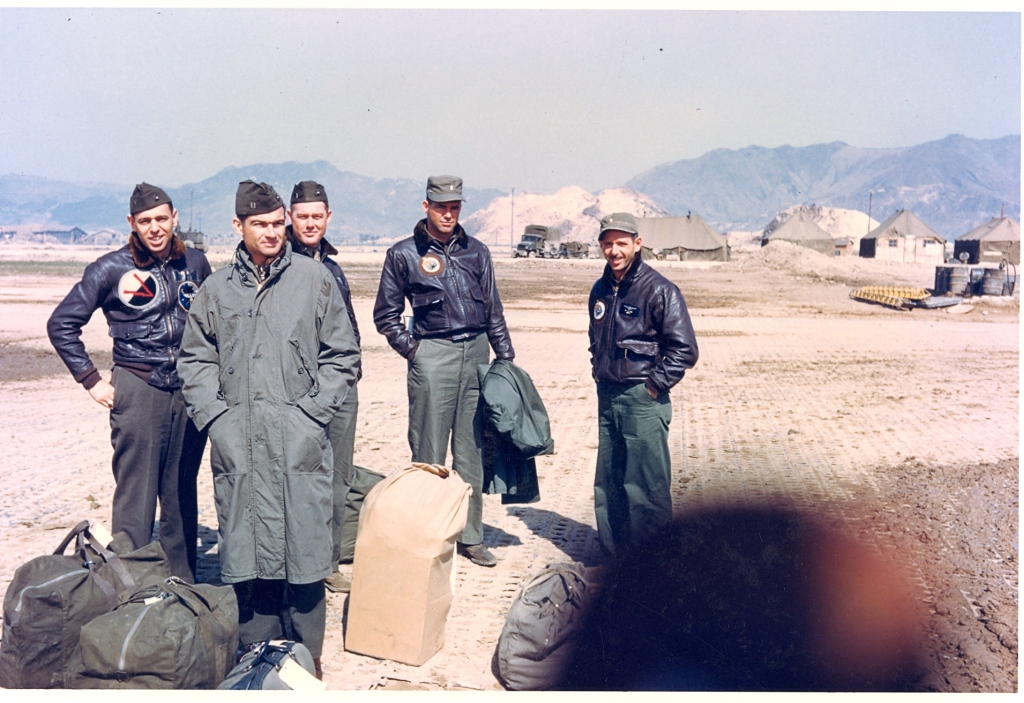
0 241 1018 691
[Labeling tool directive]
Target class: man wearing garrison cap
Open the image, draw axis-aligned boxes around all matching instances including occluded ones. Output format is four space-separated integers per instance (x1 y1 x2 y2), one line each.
373 175 515 568
588 212 698 559
286 181 362 594
177 180 360 678
47 183 212 581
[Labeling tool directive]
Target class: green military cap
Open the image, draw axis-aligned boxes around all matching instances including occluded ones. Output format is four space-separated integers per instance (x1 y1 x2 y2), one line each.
130 183 172 215
235 180 284 218
599 212 639 238
426 175 465 203
290 180 328 206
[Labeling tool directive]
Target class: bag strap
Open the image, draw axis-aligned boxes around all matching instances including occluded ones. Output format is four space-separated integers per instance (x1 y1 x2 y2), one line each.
52 520 92 555
52 519 138 594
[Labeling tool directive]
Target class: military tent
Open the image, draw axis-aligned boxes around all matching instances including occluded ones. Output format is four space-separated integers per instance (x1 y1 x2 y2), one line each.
636 214 729 261
761 210 835 256
953 216 1019 265
859 209 945 264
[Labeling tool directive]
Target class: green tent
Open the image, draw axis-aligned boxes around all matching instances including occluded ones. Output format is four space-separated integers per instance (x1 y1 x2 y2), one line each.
954 216 1019 265
762 210 834 256
636 214 729 261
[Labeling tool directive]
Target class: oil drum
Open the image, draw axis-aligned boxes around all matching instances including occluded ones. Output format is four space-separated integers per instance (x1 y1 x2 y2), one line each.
947 266 970 296
981 268 1006 296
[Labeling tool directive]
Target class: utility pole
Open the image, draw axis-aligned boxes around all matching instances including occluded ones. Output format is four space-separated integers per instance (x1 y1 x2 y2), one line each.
867 191 873 234
510 188 515 248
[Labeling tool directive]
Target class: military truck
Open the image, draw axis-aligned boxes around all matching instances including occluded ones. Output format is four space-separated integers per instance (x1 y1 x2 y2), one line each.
173 191 208 253
559 241 590 259
513 224 562 258
174 223 208 253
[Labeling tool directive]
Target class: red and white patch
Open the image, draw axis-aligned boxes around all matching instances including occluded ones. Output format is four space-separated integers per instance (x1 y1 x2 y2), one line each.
117 269 160 309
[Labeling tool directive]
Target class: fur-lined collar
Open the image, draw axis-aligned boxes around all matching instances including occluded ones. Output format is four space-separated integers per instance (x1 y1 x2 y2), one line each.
413 219 467 253
129 232 187 268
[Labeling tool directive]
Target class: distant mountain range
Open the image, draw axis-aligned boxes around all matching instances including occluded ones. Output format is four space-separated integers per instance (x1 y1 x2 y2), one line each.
1 134 1018 241
627 134 1020 237
0 162 504 244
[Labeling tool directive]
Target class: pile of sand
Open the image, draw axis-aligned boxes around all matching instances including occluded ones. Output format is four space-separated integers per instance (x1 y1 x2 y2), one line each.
464 186 668 247
733 240 936 288
764 205 879 244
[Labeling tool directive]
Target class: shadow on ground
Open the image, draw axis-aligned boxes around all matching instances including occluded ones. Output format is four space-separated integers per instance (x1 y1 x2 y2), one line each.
506 506 601 565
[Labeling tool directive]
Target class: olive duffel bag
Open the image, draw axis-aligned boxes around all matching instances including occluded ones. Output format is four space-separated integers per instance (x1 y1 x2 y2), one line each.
0 520 170 689
67 575 238 689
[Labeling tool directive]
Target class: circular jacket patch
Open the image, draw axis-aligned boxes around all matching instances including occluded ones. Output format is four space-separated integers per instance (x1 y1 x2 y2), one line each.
177 281 199 311
117 269 159 309
419 253 444 277
593 299 607 321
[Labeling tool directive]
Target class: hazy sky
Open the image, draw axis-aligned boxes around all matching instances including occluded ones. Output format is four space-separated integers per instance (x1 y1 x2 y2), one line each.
0 8 1019 193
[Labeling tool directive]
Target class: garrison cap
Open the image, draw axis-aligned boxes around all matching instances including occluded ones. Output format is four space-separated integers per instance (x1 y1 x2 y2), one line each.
426 175 465 203
130 183 172 216
235 180 284 218
599 212 639 238
290 180 328 206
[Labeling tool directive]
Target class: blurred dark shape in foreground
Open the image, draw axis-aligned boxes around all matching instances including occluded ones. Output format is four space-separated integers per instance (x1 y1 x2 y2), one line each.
562 505 925 691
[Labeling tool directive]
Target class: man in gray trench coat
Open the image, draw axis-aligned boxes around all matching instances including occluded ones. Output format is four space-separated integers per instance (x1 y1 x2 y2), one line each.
177 180 360 678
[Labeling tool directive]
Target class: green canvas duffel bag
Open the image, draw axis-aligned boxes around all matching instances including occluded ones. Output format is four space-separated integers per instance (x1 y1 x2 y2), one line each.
338 465 385 564
0 520 170 689
68 575 238 689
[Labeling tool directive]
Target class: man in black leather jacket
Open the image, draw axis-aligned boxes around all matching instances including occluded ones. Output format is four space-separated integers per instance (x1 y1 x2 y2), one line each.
588 212 698 560
373 175 514 567
47 183 211 581
286 180 362 593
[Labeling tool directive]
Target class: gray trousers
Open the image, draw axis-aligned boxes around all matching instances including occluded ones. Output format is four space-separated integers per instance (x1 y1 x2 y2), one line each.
329 383 358 565
109 366 206 582
407 335 488 545
233 579 326 658
594 381 673 559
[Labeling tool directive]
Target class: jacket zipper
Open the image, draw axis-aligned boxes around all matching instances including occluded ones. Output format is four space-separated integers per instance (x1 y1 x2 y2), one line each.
156 261 175 366
444 239 468 325
609 281 620 363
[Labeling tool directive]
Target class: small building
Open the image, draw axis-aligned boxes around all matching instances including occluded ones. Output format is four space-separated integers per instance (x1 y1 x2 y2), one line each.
79 228 128 246
953 216 1019 266
32 227 88 244
859 209 945 265
762 210 835 256
637 213 730 261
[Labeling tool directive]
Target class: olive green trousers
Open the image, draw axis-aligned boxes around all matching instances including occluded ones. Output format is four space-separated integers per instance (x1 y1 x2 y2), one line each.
407 335 489 545
594 381 673 559
329 384 358 565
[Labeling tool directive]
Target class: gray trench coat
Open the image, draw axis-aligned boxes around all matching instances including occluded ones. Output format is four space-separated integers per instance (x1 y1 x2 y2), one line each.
177 242 360 584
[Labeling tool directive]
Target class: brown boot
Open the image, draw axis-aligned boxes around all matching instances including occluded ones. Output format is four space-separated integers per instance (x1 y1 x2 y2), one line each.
313 657 323 681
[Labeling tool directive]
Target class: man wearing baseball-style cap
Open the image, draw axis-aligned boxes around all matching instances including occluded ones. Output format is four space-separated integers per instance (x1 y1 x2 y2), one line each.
286 181 362 594
587 212 699 560
47 183 211 581
178 180 360 678
373 176 515 568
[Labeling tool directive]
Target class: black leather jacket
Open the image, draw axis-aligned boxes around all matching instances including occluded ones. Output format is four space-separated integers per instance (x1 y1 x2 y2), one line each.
47 234 211 390
373 220 514 361
588 256 698 394
286 226 362 380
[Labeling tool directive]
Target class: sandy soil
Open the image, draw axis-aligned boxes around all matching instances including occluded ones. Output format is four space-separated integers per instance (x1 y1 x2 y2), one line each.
0 241 1017 691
